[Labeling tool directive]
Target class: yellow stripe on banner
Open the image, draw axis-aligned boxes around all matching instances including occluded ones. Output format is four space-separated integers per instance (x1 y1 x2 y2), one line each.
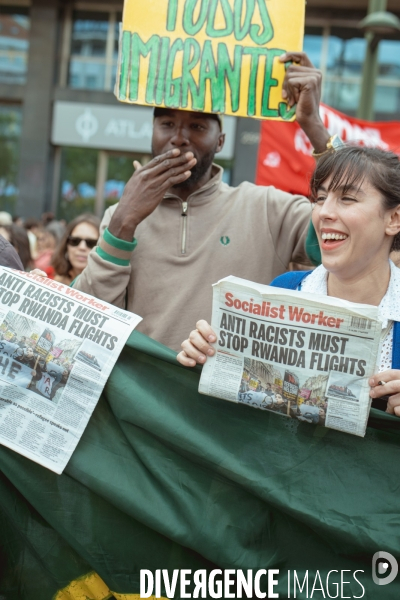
113 595 168 600
54 571 112 600
53 571 169 600
53 570 169 600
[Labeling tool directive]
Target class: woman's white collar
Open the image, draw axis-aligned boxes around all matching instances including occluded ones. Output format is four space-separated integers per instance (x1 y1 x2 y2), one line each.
300 261 400 328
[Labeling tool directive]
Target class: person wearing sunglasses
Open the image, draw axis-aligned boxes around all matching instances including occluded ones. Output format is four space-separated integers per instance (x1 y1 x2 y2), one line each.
52 214 100 285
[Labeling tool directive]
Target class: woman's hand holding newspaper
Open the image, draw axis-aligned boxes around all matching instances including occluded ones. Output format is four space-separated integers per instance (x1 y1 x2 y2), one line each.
369 370 400 417
177 320 217 367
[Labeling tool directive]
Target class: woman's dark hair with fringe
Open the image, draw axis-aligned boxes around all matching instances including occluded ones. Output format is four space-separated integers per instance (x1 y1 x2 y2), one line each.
51 213 100 278
310 146 400 251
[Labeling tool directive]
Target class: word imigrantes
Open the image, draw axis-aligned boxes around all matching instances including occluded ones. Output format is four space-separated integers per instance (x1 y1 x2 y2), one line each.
118 0 288 117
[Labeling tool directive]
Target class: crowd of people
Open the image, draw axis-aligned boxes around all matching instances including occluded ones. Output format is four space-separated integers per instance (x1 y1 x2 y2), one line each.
1 50 400 419
0 210 100 284
1 53 400 600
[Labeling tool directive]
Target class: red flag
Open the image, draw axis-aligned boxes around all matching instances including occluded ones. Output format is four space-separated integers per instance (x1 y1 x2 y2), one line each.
255 104 400 196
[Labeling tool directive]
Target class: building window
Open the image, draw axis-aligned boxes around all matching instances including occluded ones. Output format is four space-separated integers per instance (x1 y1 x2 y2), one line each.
58 146 98 221
0 105 22 214
374 40 400 116
0 6 30 84
304 25 400 120
57 148 151 220
105 153 138 212
68 10 122 91
303 26 324 69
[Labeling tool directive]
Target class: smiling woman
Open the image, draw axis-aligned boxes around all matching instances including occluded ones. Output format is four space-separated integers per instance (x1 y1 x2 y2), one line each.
178 146 400 417
310 147 400 303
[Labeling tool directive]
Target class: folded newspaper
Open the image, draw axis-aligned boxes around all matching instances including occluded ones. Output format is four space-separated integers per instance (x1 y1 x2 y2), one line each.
0 267 141 473
199 276 383 437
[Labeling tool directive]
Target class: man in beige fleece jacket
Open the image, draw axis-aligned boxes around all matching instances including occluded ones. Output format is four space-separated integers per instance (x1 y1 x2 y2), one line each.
74 52 331 352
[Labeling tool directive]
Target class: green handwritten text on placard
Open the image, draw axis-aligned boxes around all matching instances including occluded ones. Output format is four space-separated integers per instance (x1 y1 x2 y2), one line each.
116 0 305 120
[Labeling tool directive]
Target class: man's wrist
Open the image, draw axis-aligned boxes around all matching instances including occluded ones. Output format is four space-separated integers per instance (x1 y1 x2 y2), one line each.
103 228 136 250
96 228 137 267
312 134 345 159
108 215 139 241
300 118 331 154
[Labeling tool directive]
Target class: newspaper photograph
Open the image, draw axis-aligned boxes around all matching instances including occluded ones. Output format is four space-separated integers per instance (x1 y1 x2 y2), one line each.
0 267 142 473
199 276 383 437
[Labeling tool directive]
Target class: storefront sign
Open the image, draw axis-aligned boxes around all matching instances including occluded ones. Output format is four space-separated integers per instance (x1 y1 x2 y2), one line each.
51 101 236 159
116 0 305 119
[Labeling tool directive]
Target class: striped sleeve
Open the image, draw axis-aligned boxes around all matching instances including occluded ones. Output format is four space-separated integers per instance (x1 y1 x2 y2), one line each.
96 228 137 267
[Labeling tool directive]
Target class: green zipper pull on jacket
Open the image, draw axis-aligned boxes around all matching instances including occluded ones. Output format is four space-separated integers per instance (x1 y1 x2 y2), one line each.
181 201 188 255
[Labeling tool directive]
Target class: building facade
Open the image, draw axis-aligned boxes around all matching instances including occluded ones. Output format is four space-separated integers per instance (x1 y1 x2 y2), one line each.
0 0 399 220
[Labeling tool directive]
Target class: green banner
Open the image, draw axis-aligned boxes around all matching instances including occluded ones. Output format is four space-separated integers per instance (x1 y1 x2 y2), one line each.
0 331 400 599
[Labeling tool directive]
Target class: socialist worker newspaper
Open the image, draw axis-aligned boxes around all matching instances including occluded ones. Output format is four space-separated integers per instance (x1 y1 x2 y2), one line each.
199 276 382 437
0 267 141 473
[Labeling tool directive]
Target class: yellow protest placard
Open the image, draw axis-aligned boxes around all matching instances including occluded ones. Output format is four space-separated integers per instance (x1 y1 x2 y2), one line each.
116 0 305 120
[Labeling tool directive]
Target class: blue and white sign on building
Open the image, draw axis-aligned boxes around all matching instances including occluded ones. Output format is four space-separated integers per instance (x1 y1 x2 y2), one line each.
51 101 236 159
